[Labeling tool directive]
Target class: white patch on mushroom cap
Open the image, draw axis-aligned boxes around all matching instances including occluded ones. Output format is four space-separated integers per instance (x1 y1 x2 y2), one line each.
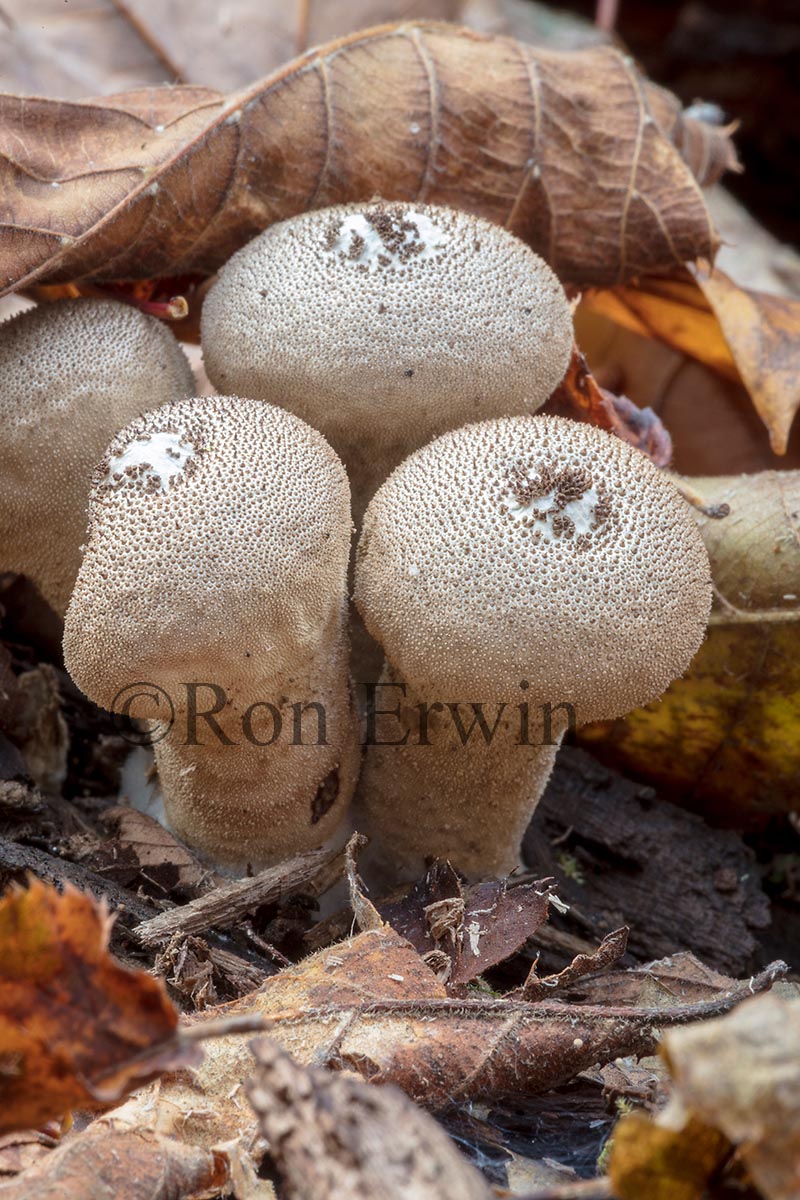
105 430 195 492
326 210 449 271
504 484 601 541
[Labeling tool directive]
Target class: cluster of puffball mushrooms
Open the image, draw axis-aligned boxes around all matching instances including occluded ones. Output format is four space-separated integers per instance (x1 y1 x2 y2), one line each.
1 201 713 883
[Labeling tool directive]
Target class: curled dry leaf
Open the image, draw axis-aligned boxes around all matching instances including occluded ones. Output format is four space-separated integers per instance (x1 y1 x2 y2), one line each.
0 879 197 1134
609 993 800 1200
0 1130 228 1200
566 950 750 1010
246 1038 492 1199
580 472 800 819
579 267 800 456
0 22 736 297
518 927 629 1001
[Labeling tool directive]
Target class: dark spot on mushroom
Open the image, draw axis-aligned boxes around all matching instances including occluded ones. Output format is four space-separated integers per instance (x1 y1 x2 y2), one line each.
523 306 532 315
311 768 339 825
259 289 268 298
404 368 415 378
347 233 365 261
378 303 386 314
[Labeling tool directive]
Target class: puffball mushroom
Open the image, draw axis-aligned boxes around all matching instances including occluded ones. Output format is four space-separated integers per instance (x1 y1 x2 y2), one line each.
63 395 359 870
354 414 712 881
201 200 573 516
0 298 195 615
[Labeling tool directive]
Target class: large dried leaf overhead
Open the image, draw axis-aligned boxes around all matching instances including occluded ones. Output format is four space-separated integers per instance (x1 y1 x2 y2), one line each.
0 21 736 294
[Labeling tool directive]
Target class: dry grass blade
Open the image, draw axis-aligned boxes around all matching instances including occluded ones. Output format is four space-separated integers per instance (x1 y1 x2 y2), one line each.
0 22 736 296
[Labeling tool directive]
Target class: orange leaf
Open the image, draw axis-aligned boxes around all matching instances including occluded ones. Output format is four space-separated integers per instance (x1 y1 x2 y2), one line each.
692 267 800 455
0 880 198 1134
580 269 800 454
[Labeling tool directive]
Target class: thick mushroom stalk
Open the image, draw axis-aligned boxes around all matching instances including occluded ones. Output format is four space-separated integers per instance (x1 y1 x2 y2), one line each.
64 395 359 871
201 200 573 519
0 298 195 615
354 414 713 881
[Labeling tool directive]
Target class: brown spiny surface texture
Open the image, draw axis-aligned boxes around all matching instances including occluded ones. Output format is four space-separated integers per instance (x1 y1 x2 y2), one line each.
202 200 573 514
0 298 194 616
353 414 712 878
63 395 359 871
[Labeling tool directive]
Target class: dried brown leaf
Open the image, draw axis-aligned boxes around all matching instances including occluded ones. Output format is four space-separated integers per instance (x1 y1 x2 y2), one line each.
0 879 197 1134
0 0 611 103
115 0 464 91
260 965 784 1110
0 0 168 99
106 926 786 1156
379 860 552 988
0 23 735 297
0 1130 228 1200
565 951 742 1009
91 805 213 898
545 346 672 465
519 927 629 1001
692 267 800 455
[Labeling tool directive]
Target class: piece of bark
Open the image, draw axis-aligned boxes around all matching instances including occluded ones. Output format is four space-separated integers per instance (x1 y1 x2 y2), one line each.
133 845 344 946
246 1038 493 1199
0 836 157 925
524 747 770 974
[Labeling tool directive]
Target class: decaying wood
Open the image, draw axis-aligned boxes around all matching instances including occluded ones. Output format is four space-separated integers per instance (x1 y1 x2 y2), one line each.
0 836 157 925
525 748 770 973
0 22 736 297
133 844 344 945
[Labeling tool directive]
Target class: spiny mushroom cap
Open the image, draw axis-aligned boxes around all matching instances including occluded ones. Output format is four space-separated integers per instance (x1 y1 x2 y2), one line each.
64 395 352 712
0 298 195 615
201 201 573 496
355 415 712 722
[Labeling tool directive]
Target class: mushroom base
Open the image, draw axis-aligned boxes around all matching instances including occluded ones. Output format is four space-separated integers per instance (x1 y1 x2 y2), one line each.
149 660 360 872
354 672 562 883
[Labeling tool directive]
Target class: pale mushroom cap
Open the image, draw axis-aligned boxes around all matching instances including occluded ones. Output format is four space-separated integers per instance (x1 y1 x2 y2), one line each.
201 202 573 506
355 414 712 722
64 395 352 711
0 298 195 614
